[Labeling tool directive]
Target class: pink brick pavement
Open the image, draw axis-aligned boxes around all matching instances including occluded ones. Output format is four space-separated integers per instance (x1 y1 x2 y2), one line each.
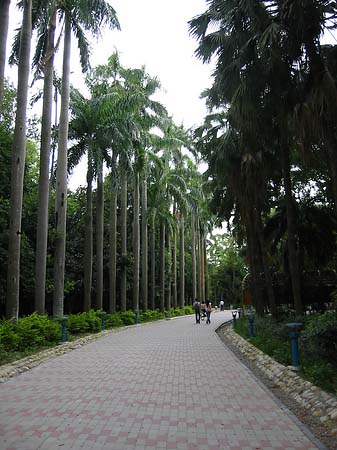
0 312 324 449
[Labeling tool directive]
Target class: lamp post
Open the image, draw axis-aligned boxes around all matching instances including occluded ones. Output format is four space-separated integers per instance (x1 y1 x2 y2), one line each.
286 322 303 371
247 309 255 338
231 310 237 329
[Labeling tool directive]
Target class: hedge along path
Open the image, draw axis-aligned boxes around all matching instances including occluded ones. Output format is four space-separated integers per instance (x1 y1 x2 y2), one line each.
0 326 127 382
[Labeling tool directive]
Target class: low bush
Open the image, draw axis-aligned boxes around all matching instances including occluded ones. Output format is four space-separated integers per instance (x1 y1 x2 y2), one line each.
105 313 124 328
235 312 337 394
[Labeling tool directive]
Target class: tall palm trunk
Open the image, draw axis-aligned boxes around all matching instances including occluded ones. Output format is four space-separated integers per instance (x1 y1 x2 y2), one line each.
35 8 56 314
120 169 127 311
159 221 165 313
204 234 209 302
196 220 202 304
150 213 156 309
83 154 93 312
172 231 177 308
53 13 71 317
96 156 104 310
141 177 148 311
255 206 276 316
281 145 302 315
166 229 171 315
179 212 185 310
133 171 140 313
109 165 117 313
191 211 197 301
200 230 205 303
0 0 10 111
6 0 32 320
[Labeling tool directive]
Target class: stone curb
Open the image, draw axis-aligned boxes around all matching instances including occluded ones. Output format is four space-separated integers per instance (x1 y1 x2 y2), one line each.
222 324 337 435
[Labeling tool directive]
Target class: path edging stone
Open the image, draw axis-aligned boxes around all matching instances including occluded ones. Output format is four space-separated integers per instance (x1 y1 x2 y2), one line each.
222 323 337 435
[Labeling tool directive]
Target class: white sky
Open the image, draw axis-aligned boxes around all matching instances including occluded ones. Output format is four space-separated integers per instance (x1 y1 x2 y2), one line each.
7 0 213 128
7 0 213 188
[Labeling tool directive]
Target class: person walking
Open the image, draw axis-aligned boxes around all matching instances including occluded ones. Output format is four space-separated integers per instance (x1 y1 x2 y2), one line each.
193 299 201 324
200 300 206 321
219 299 224 311
205 300 212 324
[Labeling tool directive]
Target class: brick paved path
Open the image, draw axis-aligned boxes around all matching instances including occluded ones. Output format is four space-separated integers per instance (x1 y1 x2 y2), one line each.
0 312 324 450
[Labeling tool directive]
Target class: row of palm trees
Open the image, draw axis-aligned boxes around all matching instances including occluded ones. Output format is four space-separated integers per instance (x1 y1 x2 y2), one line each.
1 1 212 320
190 0 337 316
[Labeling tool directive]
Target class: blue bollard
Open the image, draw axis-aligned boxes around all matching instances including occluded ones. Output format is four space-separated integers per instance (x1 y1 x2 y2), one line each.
286 323 303 370
101 311 107 331
247 309 255 338
61 316 68 343
134 309 139 324
232 311 237 329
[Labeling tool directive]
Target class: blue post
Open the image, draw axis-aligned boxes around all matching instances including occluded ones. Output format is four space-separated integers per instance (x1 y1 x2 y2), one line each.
134 309 139 324
232 311 237 329
61 316 68 343
248 318 254 338
286 323 303 371
290 331 299 369
101 311 107 331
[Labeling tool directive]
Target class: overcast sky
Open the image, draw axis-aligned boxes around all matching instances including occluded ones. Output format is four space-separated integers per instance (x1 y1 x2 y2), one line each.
8 0 213 129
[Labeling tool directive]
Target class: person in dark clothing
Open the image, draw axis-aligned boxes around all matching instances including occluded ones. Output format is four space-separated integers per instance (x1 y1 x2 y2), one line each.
193 299 201 324
205 300 212 324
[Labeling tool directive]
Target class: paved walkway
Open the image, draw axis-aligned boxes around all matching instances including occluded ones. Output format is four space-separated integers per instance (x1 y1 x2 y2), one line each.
0 312 324 450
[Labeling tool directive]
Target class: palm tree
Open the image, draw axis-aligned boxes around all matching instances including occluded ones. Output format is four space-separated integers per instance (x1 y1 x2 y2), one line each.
6 0 32 320
34 3 57 314
53 1 119 317
0 0 11 112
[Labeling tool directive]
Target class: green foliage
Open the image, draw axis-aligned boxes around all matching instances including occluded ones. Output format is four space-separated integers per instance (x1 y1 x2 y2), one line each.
300 312 337 365
235 313 337 393
105 313 124 328
0 313 60 353
183 305 193 315
141 309 165 322
66 311 101 334
118 311 136 325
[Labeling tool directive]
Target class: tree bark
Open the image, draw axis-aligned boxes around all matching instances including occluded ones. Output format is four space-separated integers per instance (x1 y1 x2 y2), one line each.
165 229 171 315
120 169 127 312
133 171 140 313
6 0 32 320
191 211 197 301
141 177 148 311
53 13 71 317
83 154 93 312
96 156 104 310
150 213 156 309
281 145 302 315
35 8 56 314
109 165 117 313
179 212 185 310
159 221 165 313
0 0 10 112
172 230 177 309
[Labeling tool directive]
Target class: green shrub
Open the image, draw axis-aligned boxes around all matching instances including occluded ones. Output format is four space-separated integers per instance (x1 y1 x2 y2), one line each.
0 320 20 351
184 305 193 315
66 314 90 334
300 312 337 364
119 311 135 325
105 313 124 328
